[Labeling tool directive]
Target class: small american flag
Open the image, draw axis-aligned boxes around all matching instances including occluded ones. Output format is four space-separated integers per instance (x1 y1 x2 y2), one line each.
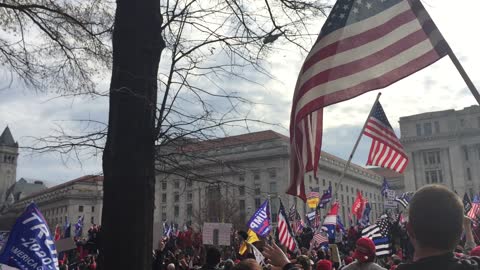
364 101 408 173
278 200 298 252
287 0 446 200
310 232 329 249
468 195 480 220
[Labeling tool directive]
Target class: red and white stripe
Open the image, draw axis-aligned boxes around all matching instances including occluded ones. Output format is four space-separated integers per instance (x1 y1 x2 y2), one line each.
278 208 297 252
468 203 480 220
288 0 446 200
364 118 408 173
310 233 328 248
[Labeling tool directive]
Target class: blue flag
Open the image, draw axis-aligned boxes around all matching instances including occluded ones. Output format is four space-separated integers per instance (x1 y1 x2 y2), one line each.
317 185 332 209
360 202 371 226
381 178 390 197
337 215 346 234
63 217 71 239
247 200 271 237
75 216 84 238
0 202 59 270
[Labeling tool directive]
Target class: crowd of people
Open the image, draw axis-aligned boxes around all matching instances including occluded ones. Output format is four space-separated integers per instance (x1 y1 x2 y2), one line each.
149 185 480 270
55 185 480 270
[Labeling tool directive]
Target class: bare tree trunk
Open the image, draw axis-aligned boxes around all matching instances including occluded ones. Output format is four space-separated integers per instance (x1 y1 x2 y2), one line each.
99 0 164 268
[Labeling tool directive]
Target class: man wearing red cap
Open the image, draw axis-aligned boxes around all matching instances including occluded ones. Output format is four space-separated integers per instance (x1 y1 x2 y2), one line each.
341 237 386 270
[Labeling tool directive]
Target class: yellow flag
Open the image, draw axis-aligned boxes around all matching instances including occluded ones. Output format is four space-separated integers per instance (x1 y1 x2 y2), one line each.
239 229 260 255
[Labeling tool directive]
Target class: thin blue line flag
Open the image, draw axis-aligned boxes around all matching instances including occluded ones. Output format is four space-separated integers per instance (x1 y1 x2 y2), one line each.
247 200 271 237
0 202 59 270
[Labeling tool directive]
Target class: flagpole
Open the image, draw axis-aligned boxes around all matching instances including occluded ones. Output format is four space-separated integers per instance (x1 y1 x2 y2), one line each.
447 49 480 105
335 92 382 198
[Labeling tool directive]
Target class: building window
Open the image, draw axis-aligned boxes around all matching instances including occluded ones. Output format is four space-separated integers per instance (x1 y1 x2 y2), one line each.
162 182 167 190
255 184 261 195
434 121 440 133
315 178 319 185
161 206 167 220
79 206 84 212
269 182 277 193
174 181 180 189
187 204 193 216
162 193 167 203
340 184 343 192
465 147 470 161
239 200 246 212
91 206 95 213
416 124 422 136
187 180 193 187
253 170 260 181
322 179 326 186
426 170 443 183
174 206 179 217
174 192 179 202
424 151 441 165
309 175 312 184
91 216 95 224
187 192 193 202
255 198 261 209
467 168 472 181
239 186 245 196
424 122 432 136
239 174 245 182
268 168 277 178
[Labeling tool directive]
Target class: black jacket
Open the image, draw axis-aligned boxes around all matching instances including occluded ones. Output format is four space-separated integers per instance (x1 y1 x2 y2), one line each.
397 253 480 270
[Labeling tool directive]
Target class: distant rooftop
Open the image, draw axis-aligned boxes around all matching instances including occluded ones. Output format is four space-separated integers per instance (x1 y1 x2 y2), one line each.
179 130 289 152
17 175 103 202
400 105 480 122
0 126 17 147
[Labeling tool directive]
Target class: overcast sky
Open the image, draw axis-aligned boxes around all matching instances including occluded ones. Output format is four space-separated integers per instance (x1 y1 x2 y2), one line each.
1 0 479 186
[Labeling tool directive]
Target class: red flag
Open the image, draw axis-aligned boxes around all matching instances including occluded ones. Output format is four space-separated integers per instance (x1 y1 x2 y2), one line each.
287 0 447 201
54 225 62 241
352 191 365 220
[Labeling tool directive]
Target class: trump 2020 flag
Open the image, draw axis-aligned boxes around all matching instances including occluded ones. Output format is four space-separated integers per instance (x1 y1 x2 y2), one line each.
247 200 271 237
0 203 59 270
288 0 448 201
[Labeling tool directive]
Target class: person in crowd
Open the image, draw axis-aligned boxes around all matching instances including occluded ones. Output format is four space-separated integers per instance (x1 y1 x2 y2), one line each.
202 247 222 270
222 259 235 270
232 259 262 270
297 255 314 270
389 255 401 270
316 260 332 270
342 237 386 270
397 185 480 270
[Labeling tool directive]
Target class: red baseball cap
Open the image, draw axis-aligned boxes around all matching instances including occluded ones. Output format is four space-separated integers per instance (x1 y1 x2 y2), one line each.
470 246 480 257
353 237 376 263
316 260 332 270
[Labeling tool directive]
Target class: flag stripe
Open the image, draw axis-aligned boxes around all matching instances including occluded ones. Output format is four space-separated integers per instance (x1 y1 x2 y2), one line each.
295 38 437 119
300 11 419 84
304 1 411 63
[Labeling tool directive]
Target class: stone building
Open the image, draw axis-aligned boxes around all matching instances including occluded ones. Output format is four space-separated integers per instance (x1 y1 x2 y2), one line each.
400 105 480 196
3 175 103 235
0 127 18 204
154 130 384 230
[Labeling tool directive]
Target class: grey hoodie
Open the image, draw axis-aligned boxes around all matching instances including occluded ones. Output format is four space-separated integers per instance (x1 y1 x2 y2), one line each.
397 253 480 270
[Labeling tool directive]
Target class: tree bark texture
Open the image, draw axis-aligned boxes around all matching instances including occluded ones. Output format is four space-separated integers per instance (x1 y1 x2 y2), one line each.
100 0 164 268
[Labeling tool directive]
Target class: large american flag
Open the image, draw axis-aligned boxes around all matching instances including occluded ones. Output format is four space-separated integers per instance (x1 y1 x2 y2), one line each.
364 101 408 173
278 200 297 252
287 0 447 200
